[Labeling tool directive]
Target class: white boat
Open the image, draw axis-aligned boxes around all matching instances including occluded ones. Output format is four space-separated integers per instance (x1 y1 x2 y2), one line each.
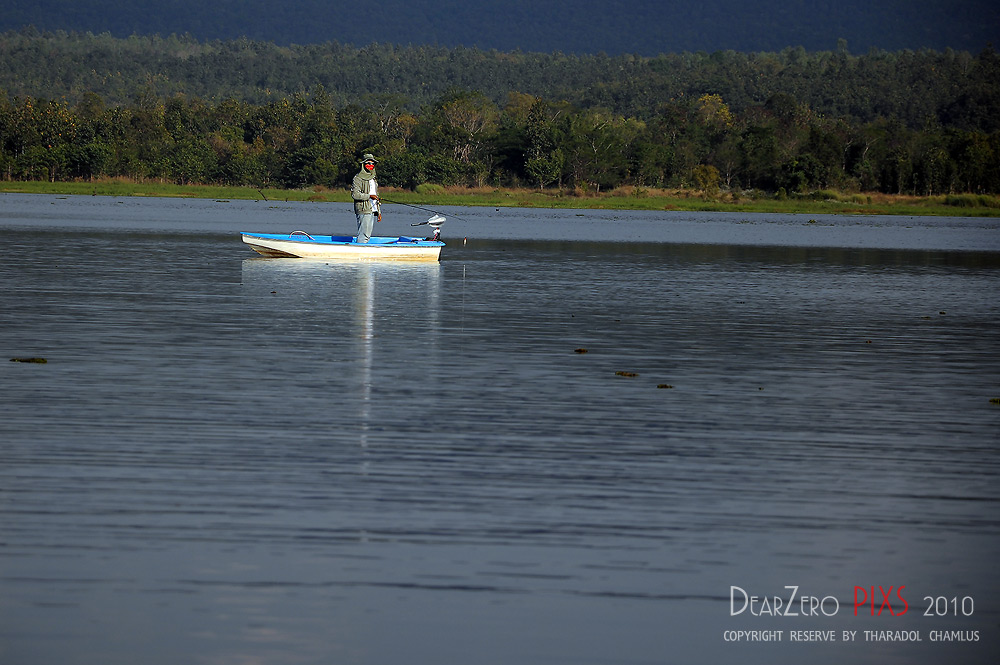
241 231 445 261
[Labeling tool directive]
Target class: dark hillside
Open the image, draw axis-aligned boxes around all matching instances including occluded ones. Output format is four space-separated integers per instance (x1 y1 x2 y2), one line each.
1 0 997 55
3 31 999 132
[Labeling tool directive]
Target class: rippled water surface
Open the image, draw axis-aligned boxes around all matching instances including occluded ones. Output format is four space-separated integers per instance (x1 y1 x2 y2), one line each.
1 194 999 664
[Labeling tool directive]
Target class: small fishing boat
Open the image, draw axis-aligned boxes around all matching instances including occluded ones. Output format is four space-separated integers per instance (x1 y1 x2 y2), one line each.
242 215 446 261
241 232 444 261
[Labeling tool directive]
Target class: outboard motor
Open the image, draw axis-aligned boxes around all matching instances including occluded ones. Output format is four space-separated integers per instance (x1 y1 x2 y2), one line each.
412 214 446 240
426 214 445 240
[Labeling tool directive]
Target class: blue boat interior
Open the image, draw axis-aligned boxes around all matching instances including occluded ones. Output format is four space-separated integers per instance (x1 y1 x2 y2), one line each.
243 232 443 246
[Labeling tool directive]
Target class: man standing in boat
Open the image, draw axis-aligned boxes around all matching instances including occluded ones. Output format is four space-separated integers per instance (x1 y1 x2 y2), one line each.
351 153 381 243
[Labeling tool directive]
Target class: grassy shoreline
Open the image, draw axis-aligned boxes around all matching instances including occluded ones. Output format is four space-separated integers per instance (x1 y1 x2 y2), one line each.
3 179 999 217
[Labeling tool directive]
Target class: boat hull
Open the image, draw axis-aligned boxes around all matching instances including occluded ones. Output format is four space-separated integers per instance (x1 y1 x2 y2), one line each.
241 233 444 261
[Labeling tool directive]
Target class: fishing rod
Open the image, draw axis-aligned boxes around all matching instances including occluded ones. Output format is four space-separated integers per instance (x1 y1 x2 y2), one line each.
378 197 473 223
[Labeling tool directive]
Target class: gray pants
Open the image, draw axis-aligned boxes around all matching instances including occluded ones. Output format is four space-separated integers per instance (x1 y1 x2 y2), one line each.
356 212 375 243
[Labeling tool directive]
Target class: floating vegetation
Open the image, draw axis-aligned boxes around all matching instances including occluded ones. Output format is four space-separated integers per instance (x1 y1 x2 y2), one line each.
615 371 638 377
990 398 1000 405
657 384 674 389
574 348 588 353
10 357 47 363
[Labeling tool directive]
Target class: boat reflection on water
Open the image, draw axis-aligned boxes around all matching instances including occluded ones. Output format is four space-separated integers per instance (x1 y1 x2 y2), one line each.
240 256 442 454
356 262 375 451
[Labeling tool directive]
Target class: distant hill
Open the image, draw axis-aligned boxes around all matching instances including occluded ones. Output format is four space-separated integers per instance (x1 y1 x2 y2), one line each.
1 0 997 55
3 30 999 134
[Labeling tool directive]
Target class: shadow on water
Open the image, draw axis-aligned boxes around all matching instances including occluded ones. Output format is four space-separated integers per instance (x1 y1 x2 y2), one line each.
455 237 1000 270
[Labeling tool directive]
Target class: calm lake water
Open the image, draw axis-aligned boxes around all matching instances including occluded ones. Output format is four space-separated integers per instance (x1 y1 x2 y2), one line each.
1 193 999 665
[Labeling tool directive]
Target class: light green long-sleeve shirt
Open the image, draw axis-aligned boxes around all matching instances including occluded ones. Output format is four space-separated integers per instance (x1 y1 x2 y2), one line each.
351 170 378 214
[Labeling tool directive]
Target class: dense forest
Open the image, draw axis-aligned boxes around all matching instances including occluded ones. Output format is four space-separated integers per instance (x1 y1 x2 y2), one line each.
2 30 1000 195
4 29 1000 129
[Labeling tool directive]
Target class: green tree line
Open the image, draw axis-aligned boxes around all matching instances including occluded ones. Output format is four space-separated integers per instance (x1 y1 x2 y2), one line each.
2 29 999 195
4 86 999 196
